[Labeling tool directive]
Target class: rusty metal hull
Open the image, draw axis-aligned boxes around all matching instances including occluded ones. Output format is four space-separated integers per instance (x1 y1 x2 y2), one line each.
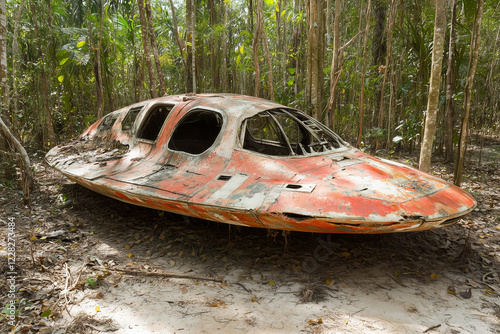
46 94 476 233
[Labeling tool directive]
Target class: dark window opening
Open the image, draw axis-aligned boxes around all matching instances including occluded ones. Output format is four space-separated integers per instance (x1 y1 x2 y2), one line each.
97 112 119 132
168 109 223 154
122 106 143 131
137 105 173 141
241 108 346 156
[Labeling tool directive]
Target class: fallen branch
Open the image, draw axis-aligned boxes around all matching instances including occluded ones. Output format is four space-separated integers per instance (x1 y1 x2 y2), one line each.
423 324 441 332
385 271 408 288
100 267 223 283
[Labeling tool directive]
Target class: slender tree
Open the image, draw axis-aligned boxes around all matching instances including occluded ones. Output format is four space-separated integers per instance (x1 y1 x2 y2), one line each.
305 0 324 118
357 0 372 148
97 0 105 119
375 0 397 152
137 0 158 98
191 0 196 93
253 0 274 100
10 0 24 133
168 0 186 70
444 0 457 163
252 4 262 97
0 0 32 192
30 0 56 147
145 0 166 95
0 0 6 102
326 0 341 129
419 0 447 172
454 0 484 186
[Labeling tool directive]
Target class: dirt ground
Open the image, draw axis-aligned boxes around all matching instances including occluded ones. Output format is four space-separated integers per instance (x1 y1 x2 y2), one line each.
1 148 500 333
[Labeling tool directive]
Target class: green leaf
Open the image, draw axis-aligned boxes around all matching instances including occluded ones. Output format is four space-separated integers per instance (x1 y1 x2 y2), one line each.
58 75 64 83
41 309 52 318
236 55 241 68
77 40 86 48
264 0 273 5
288 68 296 75
56 49 69 61
59 58 68 66
287 78 294 86
239 45 244 54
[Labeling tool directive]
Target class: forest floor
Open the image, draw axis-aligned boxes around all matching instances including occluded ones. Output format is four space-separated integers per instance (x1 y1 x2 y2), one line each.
1 141 500 334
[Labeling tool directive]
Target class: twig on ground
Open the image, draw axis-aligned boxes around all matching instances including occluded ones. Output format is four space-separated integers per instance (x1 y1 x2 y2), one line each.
385 271 408 287
98 267 223 283
423 324 441 332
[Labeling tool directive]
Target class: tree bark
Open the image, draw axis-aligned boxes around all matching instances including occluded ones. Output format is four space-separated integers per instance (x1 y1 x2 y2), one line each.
444 0 457 163
305 0 323 119
137 0 158 98
454 0 484 186
258 0 274 101
11 0 24 134
357 0 371 148
326 0 341 129
97 1 105 118
375 0 397 152
419 0 447 172
252 2 261 97
0 0 7 107
145 0 166 95
30 0 56 147
0 116 33 194
191 0 196 93
167 0 187 86
222 1 229 92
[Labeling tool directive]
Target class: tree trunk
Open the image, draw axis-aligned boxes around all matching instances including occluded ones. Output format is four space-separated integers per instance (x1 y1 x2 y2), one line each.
258 0 274 101
222 1 229 92
209 0 218 91
191 0 196 93
168 0 187 86
11 0 24 134
145 0 166 95
454 0 484 186
375 0 397 152
326 0 341 129
137 0 158 98
30 0 56 147
97 1 105 119
357 0 371 148
252 3 261 97
444 0 457 164
0 116 33 195
419 0 447 172
305 0 323 119
0 0 7 109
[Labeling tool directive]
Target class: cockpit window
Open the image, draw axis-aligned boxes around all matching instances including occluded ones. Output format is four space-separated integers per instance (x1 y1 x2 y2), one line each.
97 112 119 132
121 106 143 131
168 109 223 155
240 108 346 156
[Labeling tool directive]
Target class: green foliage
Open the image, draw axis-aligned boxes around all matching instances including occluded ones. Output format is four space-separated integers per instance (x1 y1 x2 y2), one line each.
2 0 498 155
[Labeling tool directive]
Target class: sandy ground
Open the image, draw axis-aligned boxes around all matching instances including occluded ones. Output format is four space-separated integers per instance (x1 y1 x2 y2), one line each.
1 156 499 333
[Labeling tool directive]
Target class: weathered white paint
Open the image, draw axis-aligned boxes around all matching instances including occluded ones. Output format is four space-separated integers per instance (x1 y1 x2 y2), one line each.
209 173 250 200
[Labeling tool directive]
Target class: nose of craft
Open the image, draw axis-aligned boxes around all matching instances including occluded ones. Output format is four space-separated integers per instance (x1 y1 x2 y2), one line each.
397 182 476 221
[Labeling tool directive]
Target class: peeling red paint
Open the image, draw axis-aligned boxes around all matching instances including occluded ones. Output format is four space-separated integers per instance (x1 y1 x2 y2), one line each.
46 94 476 233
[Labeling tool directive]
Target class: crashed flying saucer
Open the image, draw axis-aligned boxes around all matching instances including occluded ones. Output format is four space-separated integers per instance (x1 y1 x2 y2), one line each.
46 94 476 233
